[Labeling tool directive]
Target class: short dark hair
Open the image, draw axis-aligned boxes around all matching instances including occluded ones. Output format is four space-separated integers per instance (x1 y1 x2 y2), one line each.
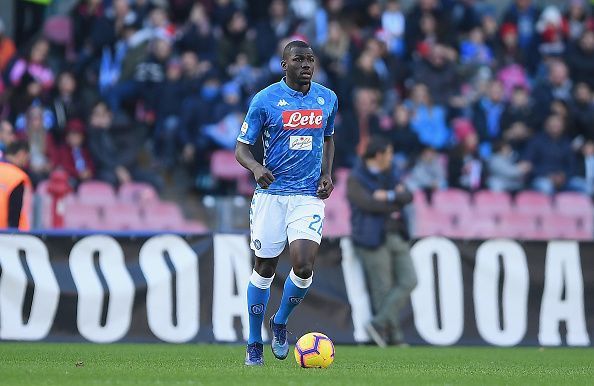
282 40 311 60
363 136 392 160
5 140 29 156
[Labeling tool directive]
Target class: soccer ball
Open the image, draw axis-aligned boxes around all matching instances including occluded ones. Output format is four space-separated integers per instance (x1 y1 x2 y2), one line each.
294 332 335 368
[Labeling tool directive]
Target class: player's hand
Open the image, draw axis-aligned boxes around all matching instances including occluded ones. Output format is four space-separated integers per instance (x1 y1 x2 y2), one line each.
252 165 275 188
317 174 334 199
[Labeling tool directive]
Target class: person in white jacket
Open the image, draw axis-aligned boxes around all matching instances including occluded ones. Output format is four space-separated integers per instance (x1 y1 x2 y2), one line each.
487 141 531 192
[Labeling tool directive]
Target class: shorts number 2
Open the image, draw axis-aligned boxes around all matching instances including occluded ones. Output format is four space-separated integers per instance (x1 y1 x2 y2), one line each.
308 215 323 236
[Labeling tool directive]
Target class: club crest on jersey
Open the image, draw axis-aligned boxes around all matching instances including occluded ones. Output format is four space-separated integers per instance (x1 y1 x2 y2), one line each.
290 136 313 151
282 109 324 129
317 96 325 105
277 99 289 107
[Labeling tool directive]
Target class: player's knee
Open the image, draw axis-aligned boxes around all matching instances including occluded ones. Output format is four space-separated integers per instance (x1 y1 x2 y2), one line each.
254 260 276 278
293 264 313 279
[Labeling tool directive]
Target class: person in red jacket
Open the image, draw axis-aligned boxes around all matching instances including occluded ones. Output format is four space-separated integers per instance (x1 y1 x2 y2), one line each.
52 119 95 186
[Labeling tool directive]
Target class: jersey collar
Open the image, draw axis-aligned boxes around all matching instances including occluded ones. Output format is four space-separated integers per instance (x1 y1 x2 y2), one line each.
280 77 311 97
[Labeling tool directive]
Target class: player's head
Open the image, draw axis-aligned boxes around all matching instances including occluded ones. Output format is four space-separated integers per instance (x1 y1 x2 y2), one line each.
363 136 394 171
281 40 315 86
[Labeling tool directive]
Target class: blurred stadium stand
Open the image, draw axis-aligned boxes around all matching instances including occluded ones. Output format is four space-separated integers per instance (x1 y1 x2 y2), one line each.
0 0 592 240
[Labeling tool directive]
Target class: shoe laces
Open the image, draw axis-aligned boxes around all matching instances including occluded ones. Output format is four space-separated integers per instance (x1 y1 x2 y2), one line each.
273 323 287 344
247 343 263 360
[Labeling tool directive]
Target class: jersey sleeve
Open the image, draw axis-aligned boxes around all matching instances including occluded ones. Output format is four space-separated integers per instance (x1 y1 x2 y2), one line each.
237 94 266 145
324 93 338 136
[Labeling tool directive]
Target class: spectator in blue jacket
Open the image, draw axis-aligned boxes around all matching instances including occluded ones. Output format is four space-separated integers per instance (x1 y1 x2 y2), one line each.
522 114 581 195
347 136 416 348
405 83 451 150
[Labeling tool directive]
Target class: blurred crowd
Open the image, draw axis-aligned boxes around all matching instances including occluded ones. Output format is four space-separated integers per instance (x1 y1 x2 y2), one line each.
0 0 594 198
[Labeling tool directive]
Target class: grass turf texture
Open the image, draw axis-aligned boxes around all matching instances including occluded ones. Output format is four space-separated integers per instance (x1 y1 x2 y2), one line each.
1 343 593 385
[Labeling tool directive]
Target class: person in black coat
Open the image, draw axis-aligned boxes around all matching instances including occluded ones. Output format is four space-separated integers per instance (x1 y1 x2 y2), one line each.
566 30 594 90
521 114 580 195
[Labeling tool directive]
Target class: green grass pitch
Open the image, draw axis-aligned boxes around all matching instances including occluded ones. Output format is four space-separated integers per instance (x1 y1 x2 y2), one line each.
1 343 593 385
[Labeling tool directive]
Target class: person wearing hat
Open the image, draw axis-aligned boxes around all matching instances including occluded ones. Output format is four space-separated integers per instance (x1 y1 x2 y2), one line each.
52 119 95 185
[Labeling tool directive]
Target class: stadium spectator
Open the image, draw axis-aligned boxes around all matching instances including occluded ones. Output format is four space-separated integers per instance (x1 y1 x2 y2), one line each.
8 38 55 117
566 30 594 90
87 101 161 190
531 60 572 127
448 130 484 191
0 120 16 161
501 85 535 132
522 114 581 195
0 141 32 230
405 146 447 193
154 57 184 169
564 0 593 42
132 0 156 24
176 3 217 62
8 38 54 91
0 17 16 73
381 0 406 56
95 0 137 50
347 136 416 347
412 44 459 106
51 119 95 186
317 20 352 101
574 140 594 197
471 79 506 157
405 83 450 150
352 45 384 91
71 0 104 55
495 22 526 68
386 104 422 166
255 0 295 65
19 105 56 186
50 71 85 136
449 0 482 34
496 63 530 99
460 27 494 66
218 11 258 70
334 88 381 168
405 0 453 59
501 0 541 73
15 0 49 46
124 35 172 118
569 83 594 141
487 141 530 192
535 5 566 56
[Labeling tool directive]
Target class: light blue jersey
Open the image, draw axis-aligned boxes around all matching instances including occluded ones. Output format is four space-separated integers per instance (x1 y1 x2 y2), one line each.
237 78 338 196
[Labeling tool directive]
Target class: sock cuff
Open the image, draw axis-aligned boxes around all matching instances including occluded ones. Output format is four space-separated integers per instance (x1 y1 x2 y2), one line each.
250 270 274 289
289 269 313 289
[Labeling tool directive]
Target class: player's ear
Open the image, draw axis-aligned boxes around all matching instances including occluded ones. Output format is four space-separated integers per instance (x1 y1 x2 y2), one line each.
281 59 287 71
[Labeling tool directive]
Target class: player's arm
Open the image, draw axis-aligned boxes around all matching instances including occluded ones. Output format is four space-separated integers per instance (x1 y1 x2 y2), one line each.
235 142 275 189
317 136 334 199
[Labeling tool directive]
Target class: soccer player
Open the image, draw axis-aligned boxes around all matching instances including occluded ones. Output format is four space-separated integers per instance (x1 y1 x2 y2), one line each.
235 40 338 366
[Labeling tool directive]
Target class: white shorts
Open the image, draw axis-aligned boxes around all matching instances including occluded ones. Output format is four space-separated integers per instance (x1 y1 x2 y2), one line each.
249 192 325 258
